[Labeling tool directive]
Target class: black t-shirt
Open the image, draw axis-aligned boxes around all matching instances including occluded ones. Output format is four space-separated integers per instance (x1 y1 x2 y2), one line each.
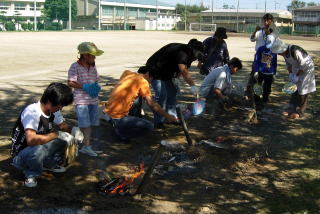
145 43 195 80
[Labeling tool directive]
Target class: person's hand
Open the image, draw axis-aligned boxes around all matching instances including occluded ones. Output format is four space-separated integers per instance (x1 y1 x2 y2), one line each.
58 131 75 146
166 115 178 123
190 85 199 95
255 26 261 32
289 73 299 84
71 127 84 144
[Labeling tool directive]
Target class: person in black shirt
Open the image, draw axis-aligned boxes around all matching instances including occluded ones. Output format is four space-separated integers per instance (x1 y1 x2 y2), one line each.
138 39 204 129
200 27 230 75
11 83 76 187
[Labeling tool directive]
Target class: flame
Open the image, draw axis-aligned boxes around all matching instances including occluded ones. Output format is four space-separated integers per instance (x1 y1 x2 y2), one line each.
110 161 145 194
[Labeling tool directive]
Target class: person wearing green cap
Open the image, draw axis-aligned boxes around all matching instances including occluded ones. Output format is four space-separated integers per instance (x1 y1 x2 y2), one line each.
67 42 104 156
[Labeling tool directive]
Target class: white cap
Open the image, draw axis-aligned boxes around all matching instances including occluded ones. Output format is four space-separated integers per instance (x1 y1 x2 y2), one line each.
271 39 289 54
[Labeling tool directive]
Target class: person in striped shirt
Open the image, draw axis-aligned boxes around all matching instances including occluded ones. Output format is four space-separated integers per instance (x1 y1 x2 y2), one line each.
67 42 103 157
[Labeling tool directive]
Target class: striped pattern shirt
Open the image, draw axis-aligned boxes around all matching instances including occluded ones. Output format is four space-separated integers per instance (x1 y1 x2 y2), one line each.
68 61 100 105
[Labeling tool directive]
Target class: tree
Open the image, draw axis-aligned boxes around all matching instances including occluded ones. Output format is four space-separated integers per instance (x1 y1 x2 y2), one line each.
307 2 319 6
176 3 208 15
287 0 306 11
43 0 77 22
223 4 229 9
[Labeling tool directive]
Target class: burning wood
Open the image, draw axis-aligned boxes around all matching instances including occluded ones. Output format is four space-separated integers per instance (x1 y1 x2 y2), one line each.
97 162 144 196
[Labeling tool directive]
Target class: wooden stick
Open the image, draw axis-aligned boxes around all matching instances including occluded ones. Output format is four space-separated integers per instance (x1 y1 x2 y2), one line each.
176 106 193 146
135 144 164 195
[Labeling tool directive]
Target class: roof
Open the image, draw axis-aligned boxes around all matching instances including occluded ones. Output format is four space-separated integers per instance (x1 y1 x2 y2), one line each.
294 5 320 11
201 8 289 14
101 0 173 7
200 9 292 19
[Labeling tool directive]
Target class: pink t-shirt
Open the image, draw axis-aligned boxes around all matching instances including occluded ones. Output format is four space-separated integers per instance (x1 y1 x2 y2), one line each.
68 61 100 105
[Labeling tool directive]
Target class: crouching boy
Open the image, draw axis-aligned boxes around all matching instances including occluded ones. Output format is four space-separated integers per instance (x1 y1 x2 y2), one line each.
11 83 77 187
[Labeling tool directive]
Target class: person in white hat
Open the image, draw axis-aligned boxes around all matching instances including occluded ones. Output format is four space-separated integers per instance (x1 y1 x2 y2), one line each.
67 42 104 156
271 39 316 119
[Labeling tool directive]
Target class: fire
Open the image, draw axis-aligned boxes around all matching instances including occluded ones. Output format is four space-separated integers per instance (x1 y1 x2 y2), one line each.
110 161 145 194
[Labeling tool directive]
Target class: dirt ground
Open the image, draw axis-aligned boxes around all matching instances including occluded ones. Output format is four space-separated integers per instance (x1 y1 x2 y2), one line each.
0 31 319 214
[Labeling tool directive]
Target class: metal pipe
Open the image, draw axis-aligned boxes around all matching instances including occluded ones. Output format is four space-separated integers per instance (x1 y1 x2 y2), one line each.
184 0 186 31
98 0 101 30
124 0 126 30
156 0 158 30
68 0 71 30
33 0 36 31
236 0 239 32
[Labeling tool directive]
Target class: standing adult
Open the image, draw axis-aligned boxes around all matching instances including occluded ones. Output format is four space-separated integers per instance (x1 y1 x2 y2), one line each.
200 27 230 75
138 39 204 129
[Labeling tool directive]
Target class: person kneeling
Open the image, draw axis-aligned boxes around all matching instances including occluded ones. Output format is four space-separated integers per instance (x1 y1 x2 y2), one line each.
199 58 242 113
103 70 177 142
11 83 76 188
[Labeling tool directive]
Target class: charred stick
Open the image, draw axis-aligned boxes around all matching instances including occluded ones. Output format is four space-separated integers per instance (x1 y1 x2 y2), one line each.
135 144 164 195
176 106 193 146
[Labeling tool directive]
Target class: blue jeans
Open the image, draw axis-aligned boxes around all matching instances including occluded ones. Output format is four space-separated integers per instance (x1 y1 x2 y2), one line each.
12 139 67 178
112 116 154 140
151 79 178 125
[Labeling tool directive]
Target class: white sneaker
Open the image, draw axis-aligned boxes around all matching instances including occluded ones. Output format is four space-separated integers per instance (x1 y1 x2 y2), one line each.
79 146 98 157
43 165 67 173
24 177 37 188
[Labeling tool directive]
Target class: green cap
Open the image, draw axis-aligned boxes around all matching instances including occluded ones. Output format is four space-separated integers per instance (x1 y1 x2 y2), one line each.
78 42 104 56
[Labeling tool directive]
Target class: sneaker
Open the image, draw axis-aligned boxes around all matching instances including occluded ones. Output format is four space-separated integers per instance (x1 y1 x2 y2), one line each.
24 177 37 188
79 146 98 157
43 165 67 173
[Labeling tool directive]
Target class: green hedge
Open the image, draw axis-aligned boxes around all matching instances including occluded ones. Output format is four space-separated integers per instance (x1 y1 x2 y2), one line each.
5 22 15 31
46 22 63 31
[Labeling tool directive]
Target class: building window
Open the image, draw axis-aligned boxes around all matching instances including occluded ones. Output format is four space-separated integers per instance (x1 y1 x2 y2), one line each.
0 1 10 10
115 7 124 17
14 2 26 11
30 3 41 11
138 8 147 18
128 7 137 17
102 6 113 16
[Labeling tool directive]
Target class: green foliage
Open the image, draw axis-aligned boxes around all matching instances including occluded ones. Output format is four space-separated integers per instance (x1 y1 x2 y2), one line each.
46 22 63 31
287 0 306 10
5 22 15 31
176 3 207 15
43 0 77 21
307 2 319 6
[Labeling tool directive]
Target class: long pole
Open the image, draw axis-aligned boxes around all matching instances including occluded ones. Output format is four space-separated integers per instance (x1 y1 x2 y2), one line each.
68 0 71 30
98 0 101 30
156 0 158 30
236 0 239 32
265 0 267 12
33 0 36 31
184 0 186 31
211 0 214 24
124 0 126 30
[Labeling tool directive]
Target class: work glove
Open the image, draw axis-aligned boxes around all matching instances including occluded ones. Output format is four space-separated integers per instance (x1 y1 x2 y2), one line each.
71 127 84 144
190 86 199 95
83 83 101 98
91 82 101 98
58 131 75 146
289 73 299 84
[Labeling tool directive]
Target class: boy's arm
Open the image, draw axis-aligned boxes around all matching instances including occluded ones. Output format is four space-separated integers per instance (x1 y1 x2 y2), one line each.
67 80 82 89
144 96 177 123
25 129 58 146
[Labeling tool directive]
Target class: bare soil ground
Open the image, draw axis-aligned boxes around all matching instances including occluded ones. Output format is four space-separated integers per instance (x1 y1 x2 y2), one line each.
0 31 319 214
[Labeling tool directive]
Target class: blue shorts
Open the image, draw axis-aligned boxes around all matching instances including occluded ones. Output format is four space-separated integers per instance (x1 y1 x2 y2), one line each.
75 104 100 128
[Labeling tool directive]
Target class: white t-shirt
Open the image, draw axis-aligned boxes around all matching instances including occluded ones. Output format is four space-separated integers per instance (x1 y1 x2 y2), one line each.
200 65 232 97
251 29 276 51
21 101 64 132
